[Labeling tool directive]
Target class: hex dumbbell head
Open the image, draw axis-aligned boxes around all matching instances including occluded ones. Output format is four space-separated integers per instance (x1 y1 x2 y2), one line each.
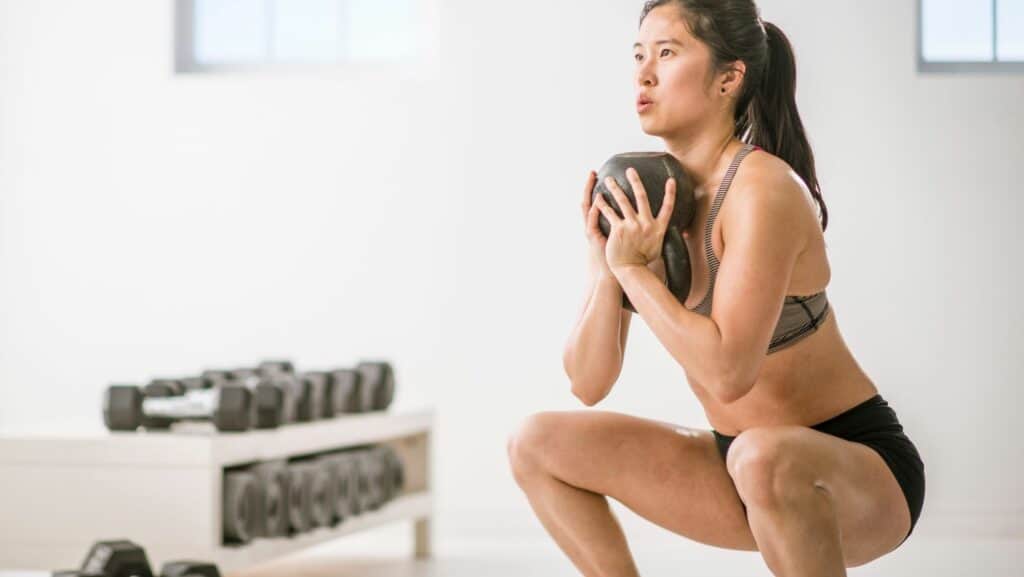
253 461 290 538
103 386 144 432
212 385 252 432
356 361 395 411
308 461 333 528
80 540 154 577
252 381 284 429
329 369 363 414
286 463 313 534
300 372 331 420
223 470 259 544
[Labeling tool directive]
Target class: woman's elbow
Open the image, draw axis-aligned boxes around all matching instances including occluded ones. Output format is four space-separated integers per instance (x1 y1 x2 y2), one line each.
570 379 611 407
563 363 613 406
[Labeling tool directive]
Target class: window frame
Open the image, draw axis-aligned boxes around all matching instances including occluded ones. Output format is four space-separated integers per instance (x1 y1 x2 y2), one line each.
917 0 1024 74
172 0 431 75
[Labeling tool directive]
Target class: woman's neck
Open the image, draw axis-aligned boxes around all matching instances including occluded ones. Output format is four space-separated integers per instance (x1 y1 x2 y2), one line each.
663 128 741 194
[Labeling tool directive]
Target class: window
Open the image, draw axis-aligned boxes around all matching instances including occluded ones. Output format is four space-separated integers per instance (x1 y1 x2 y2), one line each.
919 0 1024 72
174 0 419 73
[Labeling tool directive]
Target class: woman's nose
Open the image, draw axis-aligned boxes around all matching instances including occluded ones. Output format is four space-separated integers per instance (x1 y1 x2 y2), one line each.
636 61 656 86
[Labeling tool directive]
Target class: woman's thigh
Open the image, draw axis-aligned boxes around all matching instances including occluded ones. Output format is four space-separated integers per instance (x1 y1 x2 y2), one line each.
509 410 757 551
725 426 913 567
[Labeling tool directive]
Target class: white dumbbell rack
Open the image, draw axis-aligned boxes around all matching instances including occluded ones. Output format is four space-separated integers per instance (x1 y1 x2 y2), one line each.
0 409 435 571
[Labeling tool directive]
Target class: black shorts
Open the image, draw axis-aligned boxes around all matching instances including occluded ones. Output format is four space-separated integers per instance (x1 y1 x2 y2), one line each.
712 394 925 545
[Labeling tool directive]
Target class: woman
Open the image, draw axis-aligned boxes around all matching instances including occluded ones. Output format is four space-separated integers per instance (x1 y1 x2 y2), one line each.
507 1 925 576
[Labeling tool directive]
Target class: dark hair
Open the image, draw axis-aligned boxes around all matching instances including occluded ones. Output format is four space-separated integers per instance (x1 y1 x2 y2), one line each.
640 0 828 232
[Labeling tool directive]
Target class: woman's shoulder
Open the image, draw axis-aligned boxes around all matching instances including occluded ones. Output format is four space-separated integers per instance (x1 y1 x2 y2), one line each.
730 147 816 212
720 147 820 235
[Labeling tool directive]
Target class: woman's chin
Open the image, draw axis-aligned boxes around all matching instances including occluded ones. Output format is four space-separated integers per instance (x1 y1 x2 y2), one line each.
638 118 665 137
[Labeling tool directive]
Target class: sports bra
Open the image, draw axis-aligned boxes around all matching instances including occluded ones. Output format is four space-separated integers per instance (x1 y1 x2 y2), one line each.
685 143 831 354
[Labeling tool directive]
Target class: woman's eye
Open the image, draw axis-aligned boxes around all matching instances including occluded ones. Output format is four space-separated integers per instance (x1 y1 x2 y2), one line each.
634 53 643 62
660 48 672 57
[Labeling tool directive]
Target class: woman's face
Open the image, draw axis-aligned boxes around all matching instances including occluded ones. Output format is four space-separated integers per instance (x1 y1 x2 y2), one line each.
634 6 717 138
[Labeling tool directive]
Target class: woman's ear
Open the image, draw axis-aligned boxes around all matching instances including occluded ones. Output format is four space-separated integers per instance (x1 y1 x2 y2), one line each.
719 60 747 95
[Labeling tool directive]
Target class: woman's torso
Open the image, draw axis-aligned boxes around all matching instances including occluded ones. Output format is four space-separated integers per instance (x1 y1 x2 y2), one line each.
680 144 877 435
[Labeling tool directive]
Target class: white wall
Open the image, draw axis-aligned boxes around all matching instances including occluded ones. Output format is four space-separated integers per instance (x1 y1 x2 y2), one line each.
0 0 1021 548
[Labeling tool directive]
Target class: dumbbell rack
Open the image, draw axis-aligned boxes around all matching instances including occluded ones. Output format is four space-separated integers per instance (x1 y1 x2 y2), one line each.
0 409 434 571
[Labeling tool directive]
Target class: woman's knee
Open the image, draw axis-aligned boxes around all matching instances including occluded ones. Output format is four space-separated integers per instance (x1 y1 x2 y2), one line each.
725 427 820 508
507 411 564 481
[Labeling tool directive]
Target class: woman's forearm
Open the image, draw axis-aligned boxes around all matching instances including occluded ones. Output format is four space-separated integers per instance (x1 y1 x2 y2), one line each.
562 274 626 401
612 263 731 400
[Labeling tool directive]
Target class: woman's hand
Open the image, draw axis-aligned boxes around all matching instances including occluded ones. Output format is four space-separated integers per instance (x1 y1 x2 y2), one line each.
581 171 614 280
593 167 677 272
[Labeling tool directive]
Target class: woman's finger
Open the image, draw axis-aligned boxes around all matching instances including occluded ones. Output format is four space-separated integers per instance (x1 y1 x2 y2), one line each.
593 194 623 226
581 171 597 217
625 167 653 222
587 202 606 241
603 176 638 221
657 177 677 229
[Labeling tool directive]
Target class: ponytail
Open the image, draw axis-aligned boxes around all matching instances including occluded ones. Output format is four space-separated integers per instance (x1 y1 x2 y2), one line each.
745 22 828 231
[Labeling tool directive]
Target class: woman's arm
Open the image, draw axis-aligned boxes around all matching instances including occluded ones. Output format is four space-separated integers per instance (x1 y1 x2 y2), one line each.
562 274 632 406
612 174 808 404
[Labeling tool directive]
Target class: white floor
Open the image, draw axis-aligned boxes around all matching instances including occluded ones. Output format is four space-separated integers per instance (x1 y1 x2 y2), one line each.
230 526 1024 577
3 527 1020 576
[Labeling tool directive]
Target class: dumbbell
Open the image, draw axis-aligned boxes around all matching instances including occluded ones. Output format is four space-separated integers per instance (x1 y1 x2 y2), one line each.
326 452 361 521
356 361 395 411
252 460 289 538
376 445 406 503
364 445 404 508
76 540 153 577
298 372 332 420
104 384 252 432
223 469 261 544
202 368 285 429
318 453 352 525
347 448 380 513
284 462 313 534
286 460 333 531
257 362 315 423
328 369 365 414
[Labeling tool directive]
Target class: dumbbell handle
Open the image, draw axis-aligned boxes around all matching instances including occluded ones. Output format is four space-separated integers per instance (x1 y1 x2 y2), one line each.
143 388 218 419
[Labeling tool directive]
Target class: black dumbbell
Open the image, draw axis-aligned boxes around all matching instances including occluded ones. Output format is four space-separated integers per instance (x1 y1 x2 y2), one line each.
104 384 252 432
78 540 154 577
346 448 379 513
221 368 286 429
326 452 359 521
377 445 406 503
307 460 333 528
356 361 395 411
252 460 289 538
223 469 260 544
255 372 311 424
328 369 365 414
285 462 314 534
160 562 221 577
298 372 331 420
